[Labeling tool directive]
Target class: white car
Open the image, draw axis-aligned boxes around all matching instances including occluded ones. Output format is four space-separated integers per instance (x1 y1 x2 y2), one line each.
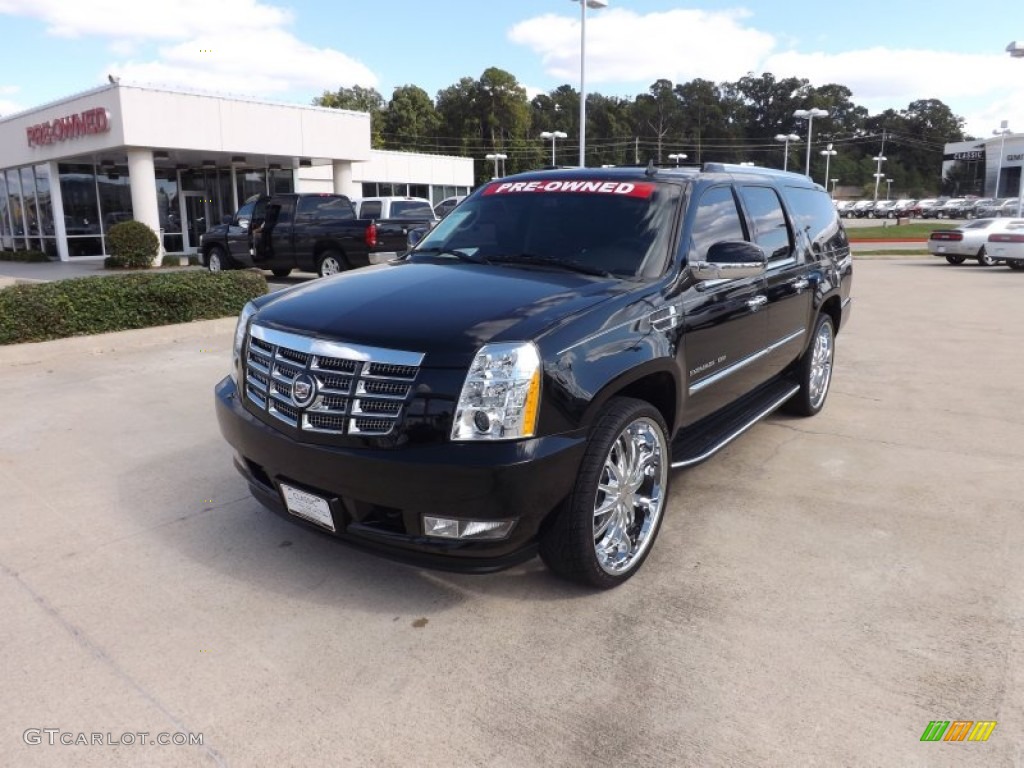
986 223 1024 271
928 218 1024 266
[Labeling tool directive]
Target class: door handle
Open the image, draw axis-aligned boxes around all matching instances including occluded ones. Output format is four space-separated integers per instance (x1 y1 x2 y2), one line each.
746 295 768 311
791 277 810 292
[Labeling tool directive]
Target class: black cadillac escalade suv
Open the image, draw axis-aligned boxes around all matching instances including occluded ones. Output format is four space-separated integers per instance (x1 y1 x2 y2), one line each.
215 164 853 588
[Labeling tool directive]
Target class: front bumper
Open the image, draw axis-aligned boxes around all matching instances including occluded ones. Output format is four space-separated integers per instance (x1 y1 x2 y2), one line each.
215 377 587 572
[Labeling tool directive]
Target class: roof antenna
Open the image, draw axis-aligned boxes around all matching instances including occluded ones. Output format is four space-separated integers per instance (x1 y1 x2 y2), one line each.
645 158 658 177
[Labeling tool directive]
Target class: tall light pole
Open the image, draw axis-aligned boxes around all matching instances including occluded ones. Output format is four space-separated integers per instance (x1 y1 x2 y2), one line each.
793 108 828 178
572 0 608 168
485 153 507 179
774 133 800 171
992 122 1011 198
1009 45 1024 213
885 178 893 200
819 143 837 189
668 152 688 166
540 131 567 166
872 154 887 202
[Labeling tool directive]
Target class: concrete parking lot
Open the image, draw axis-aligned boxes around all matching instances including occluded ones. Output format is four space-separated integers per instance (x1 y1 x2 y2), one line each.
1 259 1022 767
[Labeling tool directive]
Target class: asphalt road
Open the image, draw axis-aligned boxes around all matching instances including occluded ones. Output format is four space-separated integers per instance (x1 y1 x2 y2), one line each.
1 260 1022 767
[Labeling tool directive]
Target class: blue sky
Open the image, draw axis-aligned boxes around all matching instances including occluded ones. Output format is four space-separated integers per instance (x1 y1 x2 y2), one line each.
1 0 1022 137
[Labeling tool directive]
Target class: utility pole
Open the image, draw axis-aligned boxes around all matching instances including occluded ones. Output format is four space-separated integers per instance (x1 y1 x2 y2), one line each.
872 131 888 203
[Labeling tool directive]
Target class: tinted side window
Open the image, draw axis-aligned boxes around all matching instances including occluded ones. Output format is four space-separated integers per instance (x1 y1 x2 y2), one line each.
782 186 849 255
739 185 791 261
360 201 382 220
688 186 746 262
268 198 295 228
295 195 354 221
235 201 255 224
390 201 433 218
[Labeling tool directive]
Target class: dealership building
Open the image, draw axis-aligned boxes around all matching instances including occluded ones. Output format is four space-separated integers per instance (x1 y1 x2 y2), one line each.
0 83 474 260
942 134 1024 199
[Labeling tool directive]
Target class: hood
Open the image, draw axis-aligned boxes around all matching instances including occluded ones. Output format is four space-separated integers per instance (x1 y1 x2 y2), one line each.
252 261 622 367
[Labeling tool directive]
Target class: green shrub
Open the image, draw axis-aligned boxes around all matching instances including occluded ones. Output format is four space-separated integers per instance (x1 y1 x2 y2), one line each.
0 249 50 262
0 270 267 345
104 220 160 268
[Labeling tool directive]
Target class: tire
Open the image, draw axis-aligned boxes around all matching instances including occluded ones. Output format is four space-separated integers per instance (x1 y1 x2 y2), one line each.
977 247 995 267
317 250 345 278
271 268 292 278
945 255 966 265
539 397 670 589
206 246 229 272
1007 261 1024 271
784 314 835 417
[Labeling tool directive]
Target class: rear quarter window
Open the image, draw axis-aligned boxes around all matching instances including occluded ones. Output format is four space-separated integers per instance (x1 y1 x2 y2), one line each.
782 186 849 256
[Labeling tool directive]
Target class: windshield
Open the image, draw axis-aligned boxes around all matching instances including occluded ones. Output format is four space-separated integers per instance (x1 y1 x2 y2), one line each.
408 178 681 278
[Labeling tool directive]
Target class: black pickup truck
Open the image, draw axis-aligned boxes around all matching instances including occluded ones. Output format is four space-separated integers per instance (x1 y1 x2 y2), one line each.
214 164 853 588
200 193 411 278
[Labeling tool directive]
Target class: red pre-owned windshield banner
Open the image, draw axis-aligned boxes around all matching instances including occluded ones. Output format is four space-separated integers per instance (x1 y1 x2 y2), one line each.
483 180 655 198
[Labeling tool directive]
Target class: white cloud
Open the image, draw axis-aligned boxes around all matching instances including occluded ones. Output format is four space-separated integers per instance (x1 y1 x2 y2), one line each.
109 29 378 96
0 0 289 39
509 8 775 86
0 0 377 98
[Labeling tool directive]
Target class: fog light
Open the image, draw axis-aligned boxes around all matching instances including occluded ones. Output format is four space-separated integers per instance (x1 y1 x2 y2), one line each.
423 516 516 540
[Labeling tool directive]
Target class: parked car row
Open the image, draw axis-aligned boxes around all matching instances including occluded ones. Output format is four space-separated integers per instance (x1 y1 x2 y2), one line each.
927 217 1024 268
836 197 1022 220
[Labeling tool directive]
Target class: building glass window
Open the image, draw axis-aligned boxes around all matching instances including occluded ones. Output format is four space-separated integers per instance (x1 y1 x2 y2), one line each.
34 165 56 257
237 169 267 204
96 165 134 234
20 167 40 248
7 169 25 249
156 169 181 253
408 184 428 199
59 163 103 257
361 182 378 197
214 169 233 223
268 168 294 195
0 171 11 250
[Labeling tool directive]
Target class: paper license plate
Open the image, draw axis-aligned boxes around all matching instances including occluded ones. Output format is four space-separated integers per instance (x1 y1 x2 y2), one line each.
280 484 335 531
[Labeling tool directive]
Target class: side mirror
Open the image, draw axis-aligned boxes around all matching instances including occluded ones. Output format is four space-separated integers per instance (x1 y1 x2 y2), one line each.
692 240 766 281
222 214 233 225
407 226 428 248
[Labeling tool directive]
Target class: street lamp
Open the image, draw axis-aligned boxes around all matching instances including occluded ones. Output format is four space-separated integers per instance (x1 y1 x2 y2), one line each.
871 154 887 202
819 143 837 189
774 133 800 172
668 152 688 166
992 122 1011 198
571 0 608 168
485 153 507 179
793 108 829 178
885 178 893 200
540 130 568 166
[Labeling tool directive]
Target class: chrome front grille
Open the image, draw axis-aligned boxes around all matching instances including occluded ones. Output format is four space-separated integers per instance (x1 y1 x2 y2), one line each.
243 324 423 437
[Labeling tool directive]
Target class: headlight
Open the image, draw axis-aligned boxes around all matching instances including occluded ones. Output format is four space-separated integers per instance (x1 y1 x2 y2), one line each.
452 342 541 441
231 301 257 382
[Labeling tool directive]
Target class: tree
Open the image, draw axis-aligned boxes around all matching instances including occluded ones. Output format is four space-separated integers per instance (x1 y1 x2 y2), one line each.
381 85 440 152
733 72 810 138
313 85 385 147
632 79 682 163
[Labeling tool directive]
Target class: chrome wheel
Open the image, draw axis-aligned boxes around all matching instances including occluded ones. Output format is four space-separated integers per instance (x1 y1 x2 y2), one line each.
808 319 834 410
318 253 342 277
592 417 668 575
207 250 222 272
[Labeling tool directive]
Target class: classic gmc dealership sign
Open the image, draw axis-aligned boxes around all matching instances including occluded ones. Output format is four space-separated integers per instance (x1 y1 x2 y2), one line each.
26 107 110 147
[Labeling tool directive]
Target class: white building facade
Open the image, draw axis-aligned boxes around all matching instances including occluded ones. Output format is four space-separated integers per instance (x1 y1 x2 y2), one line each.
943 134 1024 199
0 84 473 260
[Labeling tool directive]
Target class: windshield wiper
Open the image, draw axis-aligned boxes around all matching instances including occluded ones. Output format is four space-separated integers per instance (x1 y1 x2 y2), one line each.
489 252 612 277
413 247 491 265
